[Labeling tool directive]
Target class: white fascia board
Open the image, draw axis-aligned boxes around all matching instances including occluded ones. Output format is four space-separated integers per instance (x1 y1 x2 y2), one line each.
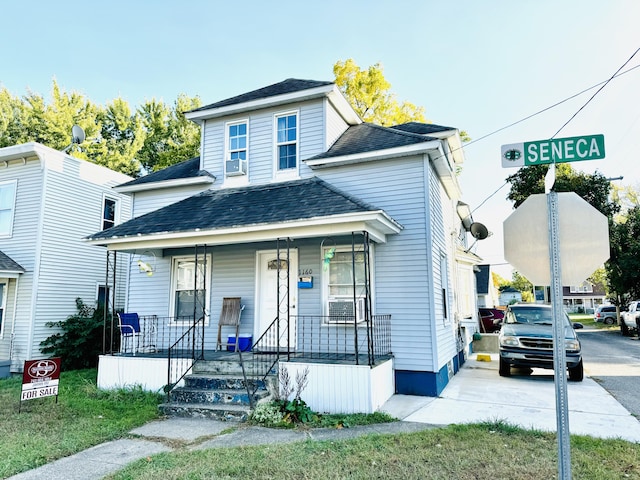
114 175 215 193
430 145 462 200
305 140 442 168
86 211 402 251
424 129 465 166
455 245 483 264
184 84 336 122
0 271 23 279
326 86 362 125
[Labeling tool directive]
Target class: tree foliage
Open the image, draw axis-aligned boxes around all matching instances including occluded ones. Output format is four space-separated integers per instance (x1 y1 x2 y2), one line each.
0 80 200 177
606 206 640 304
333 59 428 127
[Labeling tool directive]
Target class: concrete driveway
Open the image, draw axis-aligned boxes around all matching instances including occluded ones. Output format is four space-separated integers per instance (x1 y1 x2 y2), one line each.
381 353 640 443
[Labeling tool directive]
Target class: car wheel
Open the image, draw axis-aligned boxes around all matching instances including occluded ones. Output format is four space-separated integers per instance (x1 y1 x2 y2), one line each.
499 357 511 377
621 323 630 336
568 360 584 382
604 317 615 325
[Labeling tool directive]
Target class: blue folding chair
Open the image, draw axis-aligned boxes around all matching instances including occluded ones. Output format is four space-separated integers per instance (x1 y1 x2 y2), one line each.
117 313 141 355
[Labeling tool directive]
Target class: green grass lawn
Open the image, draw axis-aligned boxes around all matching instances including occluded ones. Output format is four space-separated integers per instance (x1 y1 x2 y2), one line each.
105 421 640 480
0 369 162 478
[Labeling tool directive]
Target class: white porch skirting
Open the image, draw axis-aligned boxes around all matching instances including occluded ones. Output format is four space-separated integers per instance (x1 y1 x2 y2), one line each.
97 355 191 393
282 358 395 414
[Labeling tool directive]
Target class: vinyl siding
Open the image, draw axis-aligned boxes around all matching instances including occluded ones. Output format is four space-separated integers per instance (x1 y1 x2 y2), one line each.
0 158 43 367
314 155 436 372
132 185 211 218
30 153 132 363
324 99 349 149
200 100 325 186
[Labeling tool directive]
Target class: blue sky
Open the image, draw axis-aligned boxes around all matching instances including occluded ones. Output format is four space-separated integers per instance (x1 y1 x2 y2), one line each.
1 0 638 276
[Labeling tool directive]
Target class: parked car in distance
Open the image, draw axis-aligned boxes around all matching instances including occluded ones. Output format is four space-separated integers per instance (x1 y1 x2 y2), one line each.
620 300 640 336
478 307 505 333
594 305 617 325
498 303 583 381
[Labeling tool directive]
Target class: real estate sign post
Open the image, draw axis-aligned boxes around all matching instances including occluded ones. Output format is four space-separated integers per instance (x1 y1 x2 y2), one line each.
20 358 61 412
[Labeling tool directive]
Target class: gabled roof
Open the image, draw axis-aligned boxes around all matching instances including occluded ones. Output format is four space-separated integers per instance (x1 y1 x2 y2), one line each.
307 123 438 160
0 251 25 275
391 122 455 135
87 177 402 244
115 157 215 193
189 79 333 112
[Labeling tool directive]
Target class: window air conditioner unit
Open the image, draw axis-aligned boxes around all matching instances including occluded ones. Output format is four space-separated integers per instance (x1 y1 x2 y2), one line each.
226 159 247 176
328 298 365 323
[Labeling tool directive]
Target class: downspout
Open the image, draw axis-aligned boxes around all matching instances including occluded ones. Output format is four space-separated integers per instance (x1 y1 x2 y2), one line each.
26 154 48 360
423 152 439 371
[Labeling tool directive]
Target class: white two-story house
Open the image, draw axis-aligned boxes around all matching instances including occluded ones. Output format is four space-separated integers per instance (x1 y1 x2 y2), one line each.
88 79 481 413
0 143 132 373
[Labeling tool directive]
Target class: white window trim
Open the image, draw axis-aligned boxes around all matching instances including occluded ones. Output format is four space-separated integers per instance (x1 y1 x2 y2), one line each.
224 119 249 186
101 194 119 231
440 252 450 324
169 255 212 325
273 110 300 180
322 244 374 324
0 279 7 337
0 180 18 239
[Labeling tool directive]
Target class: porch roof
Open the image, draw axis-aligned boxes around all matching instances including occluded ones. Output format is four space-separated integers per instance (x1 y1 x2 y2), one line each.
0 251 25 278
114 156 215 193
85 177 403 249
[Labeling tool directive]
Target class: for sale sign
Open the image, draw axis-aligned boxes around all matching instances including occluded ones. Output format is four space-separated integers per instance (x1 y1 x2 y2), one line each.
21 358 61 402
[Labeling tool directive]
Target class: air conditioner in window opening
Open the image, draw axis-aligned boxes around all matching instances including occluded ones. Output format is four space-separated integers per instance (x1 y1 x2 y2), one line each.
226 159 247 177
328 298 366 324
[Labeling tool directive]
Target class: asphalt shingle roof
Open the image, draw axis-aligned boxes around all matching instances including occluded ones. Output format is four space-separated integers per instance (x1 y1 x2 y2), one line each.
307 123 438 160
391 122 455 135
0 251 25 273
117 157 212 188
188 79 333 113
88 177 382 240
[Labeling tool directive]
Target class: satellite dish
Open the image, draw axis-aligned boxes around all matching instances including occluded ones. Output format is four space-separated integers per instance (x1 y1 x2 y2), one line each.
71 125 86 144
470 222 489 240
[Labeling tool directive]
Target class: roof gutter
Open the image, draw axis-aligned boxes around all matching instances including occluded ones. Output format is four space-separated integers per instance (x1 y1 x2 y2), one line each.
114 175 215 193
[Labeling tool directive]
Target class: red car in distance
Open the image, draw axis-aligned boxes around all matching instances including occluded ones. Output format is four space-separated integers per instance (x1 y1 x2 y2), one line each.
479 307 505 333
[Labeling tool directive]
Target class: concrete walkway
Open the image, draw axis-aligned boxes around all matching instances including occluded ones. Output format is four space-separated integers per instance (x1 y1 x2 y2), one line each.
9 353 640 479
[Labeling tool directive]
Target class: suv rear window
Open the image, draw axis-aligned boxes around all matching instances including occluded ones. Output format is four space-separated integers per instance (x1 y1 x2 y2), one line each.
601 306 616 312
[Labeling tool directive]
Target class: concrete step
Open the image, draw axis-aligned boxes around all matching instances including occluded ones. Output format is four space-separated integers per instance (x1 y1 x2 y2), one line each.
184 374 266 391
193 358 278 377
170 387 269 406
158 402 251 422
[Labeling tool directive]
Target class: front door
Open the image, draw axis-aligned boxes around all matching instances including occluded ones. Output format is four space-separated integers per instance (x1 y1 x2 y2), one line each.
256 249 297 349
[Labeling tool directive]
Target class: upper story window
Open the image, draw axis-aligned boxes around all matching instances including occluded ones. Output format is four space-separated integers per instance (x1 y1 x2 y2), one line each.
226 121 248 177
0 180 17 238
102 197 117 230
275 112 298 173
569 282 593 293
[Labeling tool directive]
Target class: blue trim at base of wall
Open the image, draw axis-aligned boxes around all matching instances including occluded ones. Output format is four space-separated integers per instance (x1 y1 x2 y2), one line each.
395 350 467 397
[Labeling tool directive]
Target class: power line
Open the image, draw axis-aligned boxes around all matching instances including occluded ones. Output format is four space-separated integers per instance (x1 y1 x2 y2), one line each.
551 48 640 139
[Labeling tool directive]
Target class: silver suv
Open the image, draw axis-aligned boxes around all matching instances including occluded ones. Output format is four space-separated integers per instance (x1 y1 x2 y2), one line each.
499 303 583 381
594 305 617 325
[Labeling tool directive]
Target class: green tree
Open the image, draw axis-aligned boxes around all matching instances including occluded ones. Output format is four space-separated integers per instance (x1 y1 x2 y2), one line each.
606 206 640 304
506 164 619 218
137 94 202 172
333 59 427 127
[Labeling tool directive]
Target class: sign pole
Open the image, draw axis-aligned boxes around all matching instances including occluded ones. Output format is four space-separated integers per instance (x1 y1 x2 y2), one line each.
547 190 572 479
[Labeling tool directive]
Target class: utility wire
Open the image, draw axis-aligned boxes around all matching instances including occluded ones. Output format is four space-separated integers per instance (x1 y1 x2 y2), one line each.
551 48 640 139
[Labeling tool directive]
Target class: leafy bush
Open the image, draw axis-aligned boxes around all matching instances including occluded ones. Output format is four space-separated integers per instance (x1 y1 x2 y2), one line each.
249 402 284 426
40 298 108 370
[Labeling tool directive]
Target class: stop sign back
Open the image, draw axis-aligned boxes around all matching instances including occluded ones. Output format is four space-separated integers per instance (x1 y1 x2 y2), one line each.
503 192 609 286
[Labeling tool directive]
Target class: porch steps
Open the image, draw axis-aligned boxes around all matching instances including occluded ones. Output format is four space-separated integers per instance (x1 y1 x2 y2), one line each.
158 356 277 422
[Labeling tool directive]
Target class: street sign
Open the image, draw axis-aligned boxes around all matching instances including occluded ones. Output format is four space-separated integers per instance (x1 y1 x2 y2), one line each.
502 134 605 168
503 192 609 285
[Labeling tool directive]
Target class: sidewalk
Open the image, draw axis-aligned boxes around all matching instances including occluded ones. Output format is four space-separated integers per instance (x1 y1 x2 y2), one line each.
9 354 640 479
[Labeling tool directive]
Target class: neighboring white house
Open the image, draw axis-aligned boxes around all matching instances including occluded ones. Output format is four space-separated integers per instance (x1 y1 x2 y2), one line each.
0 143 132 372
88 78 483 410
499 286 523 306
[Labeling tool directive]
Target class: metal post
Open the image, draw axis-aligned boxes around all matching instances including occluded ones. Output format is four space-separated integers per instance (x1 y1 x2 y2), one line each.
351 233 359 365
547 190 572 480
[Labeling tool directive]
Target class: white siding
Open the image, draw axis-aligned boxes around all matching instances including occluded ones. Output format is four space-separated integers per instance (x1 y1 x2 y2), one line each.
132 185 210 218
315 155 436 372
200 100 326 186
324 99 349 149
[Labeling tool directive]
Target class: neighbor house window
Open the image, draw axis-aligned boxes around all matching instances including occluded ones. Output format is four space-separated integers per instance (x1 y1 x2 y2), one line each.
225 121 248 177
324 246 369 323
102 197 117 230
569 282 593 293
275 112 297 171
0 180 17 237
170 256 211 322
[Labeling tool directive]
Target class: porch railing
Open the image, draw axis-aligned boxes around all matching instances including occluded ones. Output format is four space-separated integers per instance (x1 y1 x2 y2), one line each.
244 314 392 405
165 317 206 397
